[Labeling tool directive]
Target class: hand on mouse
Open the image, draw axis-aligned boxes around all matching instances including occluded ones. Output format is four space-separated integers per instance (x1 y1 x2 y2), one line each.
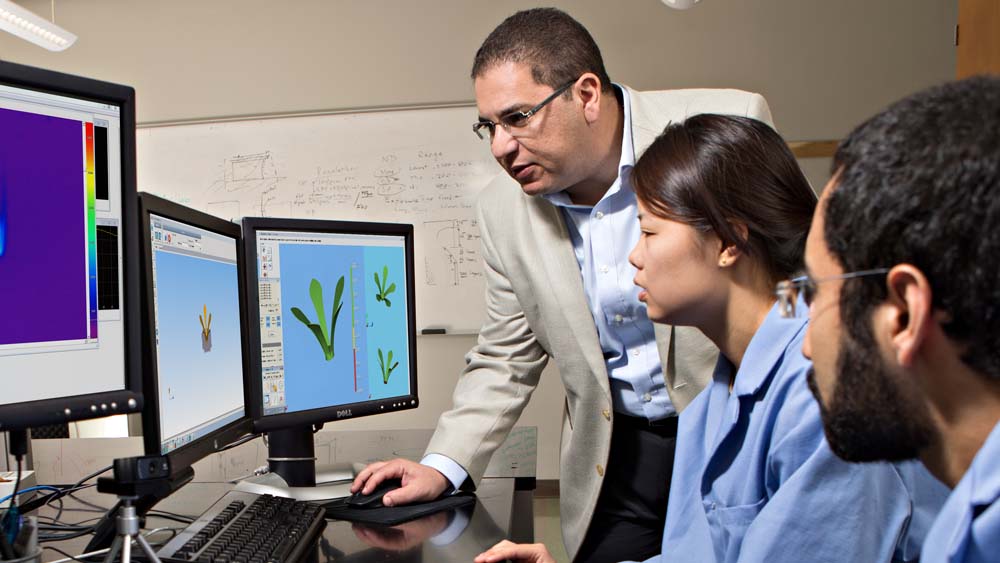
350 458 448 507
475 540 556 563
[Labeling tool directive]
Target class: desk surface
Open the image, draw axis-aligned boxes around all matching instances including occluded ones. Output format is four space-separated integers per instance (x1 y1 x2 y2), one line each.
38 478 522 563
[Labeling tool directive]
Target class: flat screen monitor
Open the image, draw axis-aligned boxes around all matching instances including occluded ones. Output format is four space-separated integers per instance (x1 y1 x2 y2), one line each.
138 193 252 474
0 61 141 432
242 217 418 491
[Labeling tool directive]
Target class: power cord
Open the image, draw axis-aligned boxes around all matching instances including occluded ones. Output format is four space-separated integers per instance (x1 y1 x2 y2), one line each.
1 430 27 559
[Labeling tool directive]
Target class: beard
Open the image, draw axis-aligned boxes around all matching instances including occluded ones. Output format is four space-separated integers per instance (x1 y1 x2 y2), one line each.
806 325 934 463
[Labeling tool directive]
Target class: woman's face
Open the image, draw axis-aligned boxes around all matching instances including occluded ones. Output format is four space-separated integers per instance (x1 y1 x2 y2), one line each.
629 199 726 325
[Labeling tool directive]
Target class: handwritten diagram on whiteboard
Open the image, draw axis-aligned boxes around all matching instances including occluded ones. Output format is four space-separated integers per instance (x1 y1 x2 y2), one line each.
136 106 503 330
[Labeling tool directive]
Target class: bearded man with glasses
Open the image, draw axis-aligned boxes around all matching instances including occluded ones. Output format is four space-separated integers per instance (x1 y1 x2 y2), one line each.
799 76 1000 563
353 8 772 562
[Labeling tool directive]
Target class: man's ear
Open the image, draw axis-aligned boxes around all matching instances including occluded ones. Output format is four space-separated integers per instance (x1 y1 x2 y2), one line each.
577 73 603 123
878 264 934 367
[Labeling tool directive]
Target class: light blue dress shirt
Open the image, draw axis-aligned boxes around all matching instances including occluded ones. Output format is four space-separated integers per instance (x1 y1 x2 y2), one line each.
920 421 1000 563
638 301 946 563
541 84 674 421
424 85 672 490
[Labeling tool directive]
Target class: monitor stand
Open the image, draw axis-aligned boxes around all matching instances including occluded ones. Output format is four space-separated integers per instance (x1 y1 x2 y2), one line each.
233 425 362 502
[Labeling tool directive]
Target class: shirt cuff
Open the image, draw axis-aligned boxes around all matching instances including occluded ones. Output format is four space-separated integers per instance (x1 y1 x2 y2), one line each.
420 453 468 492
429 507 470 546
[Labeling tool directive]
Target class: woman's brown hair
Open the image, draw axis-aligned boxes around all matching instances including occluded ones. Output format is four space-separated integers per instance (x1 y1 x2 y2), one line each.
632 114 817 283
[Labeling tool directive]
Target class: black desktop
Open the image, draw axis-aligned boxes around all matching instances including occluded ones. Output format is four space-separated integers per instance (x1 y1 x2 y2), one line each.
238 218 419 500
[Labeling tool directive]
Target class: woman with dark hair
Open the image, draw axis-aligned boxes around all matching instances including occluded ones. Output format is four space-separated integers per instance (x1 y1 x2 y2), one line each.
477 114 942 563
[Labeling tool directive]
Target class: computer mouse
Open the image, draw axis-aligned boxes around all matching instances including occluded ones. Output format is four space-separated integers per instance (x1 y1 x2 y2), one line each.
347 478 403 509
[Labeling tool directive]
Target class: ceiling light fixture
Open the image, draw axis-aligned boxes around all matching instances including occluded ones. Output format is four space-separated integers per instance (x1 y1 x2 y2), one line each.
661 0 702 9
0 0 76 52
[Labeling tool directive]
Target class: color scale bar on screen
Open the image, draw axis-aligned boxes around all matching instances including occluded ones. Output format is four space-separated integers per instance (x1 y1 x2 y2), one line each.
85 121 99 339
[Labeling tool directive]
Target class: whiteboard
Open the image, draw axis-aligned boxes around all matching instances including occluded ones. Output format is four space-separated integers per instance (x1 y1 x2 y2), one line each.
136 106 503 331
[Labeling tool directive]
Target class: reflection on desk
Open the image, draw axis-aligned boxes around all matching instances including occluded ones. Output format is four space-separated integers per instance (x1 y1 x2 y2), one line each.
37 478 523 563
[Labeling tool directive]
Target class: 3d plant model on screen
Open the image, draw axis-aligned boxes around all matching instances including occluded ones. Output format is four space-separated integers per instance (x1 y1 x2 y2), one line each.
377 348 398 384
291 276 345 361
199 304 213 352
373 265 396 308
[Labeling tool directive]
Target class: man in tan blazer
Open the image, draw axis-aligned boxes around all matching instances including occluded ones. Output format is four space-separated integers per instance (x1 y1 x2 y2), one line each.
353 8 773 562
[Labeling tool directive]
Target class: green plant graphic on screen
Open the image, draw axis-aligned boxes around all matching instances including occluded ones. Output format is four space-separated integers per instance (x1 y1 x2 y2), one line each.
377 348 399 384
291 277 345 361
373 265 396 308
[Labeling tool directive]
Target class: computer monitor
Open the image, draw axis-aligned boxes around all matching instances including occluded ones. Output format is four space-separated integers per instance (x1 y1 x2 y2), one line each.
138 193 253 475
0 61 142 437
241 217 418 498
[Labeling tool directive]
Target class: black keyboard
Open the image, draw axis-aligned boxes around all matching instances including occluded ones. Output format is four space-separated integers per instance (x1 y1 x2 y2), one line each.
157 491 326 563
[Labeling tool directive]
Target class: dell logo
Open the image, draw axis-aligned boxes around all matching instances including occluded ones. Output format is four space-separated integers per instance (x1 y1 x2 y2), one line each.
336 409 352 418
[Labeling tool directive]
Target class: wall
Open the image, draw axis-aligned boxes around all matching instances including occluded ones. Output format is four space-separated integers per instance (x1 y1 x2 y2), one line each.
0 0 957 479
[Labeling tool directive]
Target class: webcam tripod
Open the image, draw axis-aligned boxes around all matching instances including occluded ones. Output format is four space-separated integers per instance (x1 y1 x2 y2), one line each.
102 496 161 563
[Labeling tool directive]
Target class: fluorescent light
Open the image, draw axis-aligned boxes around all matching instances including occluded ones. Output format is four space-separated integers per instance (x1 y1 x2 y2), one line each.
0 0 76 51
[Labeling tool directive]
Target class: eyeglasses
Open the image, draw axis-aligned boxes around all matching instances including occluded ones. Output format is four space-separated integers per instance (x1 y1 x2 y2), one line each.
775 268 890 318
472 78 577 141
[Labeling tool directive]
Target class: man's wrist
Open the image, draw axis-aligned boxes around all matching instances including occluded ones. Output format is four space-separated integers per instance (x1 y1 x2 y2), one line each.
420 453 469 492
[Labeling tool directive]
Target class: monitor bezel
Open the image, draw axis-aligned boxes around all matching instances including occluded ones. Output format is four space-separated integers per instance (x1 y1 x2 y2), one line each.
242 217 419 433
138 192 254 473
0 61 142 431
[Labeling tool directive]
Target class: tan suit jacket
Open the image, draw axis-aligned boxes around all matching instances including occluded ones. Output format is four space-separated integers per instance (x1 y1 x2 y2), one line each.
425 86 774 561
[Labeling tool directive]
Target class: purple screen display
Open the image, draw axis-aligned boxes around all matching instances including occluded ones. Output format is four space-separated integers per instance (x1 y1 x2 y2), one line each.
0 106 87 346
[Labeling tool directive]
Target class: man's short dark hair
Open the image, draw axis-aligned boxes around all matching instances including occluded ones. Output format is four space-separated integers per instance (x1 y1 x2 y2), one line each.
471 7 612 92
824 75 1000 380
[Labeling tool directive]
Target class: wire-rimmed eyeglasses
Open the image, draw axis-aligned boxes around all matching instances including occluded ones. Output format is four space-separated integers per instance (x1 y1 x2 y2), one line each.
472 78 577 141
775 268 890 318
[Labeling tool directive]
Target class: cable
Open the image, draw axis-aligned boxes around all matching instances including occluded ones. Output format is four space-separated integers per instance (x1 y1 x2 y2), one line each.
19 472 106 515
146 509 195 524
218 432 259 453
1 438 24 559
38 528 94 543
70 465 113 489
43 545 108 563
10 453 22 505
51 490 66 524
37 521 94 532
25 483 98 514
42 526 182 563
0 485 64 506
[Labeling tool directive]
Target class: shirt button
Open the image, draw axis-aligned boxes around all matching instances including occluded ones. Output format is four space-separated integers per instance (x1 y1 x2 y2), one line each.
642 392 652 403
632 349 640 357
596 464 605 477
595 211 605 219
614 314 623 323
600 265 609 274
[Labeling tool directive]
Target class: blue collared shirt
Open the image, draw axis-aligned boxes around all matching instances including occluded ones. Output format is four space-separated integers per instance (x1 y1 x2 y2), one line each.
542 84 674 420
920 421 1000 563
641 301 946 563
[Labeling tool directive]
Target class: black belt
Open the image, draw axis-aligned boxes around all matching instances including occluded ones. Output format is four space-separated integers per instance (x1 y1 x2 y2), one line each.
614 413 679 436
